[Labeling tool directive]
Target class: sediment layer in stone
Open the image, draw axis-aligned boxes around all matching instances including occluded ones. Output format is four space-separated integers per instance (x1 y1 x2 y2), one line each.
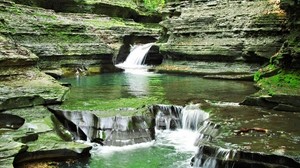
160 0 286 62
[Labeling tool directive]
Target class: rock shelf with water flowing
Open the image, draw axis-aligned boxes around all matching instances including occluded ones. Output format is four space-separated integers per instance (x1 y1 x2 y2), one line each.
48 104 300 168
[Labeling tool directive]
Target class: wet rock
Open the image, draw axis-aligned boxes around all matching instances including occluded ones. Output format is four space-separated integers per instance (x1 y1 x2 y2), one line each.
13 132 92 167
0 113 25 129
241 94 300 112
152 60 260 77
192 145 300 168
203 74 254 81
0 35 68 111
0 139 27 168
48 106 155 146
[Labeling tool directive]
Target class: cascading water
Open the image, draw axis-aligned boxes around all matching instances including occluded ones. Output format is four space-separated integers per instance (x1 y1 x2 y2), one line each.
116 43 154 70
181 104 209 130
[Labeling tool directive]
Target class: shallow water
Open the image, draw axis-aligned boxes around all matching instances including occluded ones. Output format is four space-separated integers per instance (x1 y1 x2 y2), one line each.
60 72 300 167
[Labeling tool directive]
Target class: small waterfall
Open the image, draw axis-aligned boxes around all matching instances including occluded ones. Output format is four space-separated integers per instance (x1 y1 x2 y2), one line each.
181 104 209 130
192 146 237 168
151 104 212 132
149 104 183 130
116 43 154 69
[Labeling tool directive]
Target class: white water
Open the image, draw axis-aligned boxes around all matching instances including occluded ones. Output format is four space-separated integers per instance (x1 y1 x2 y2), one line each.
181 104 209 130
116 43 154 70
193 147 237 168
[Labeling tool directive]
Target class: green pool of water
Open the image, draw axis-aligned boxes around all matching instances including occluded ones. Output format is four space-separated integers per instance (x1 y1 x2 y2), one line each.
60 72 256 112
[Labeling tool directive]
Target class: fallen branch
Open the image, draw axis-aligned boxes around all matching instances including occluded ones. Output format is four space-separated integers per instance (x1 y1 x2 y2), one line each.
235 127 269 135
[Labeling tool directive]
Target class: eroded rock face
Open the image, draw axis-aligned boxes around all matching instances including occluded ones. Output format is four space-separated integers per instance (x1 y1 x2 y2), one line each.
160 0 286 63
10 0 162 23
48 106 155 146
0 35 68 111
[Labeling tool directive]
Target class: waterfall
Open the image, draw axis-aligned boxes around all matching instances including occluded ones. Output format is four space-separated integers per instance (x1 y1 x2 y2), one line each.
181 104 209 130
151 104 211 131
192 146 237 168
116 43 154 69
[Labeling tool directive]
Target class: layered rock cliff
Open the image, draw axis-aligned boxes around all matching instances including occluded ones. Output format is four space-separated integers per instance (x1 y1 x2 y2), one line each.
160 0 286 61
241 0 300 111
156 0 300 111
0 0 161 76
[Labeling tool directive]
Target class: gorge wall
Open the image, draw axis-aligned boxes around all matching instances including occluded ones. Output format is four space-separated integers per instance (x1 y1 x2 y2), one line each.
157 0 300 111
0 0 161 77
160 0 286 62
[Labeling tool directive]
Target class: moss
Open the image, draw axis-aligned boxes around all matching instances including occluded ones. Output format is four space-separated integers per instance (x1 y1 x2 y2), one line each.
143 0 165 12
61 96 167 117
254 64 277 82
87 66 101 74
257 70 300 95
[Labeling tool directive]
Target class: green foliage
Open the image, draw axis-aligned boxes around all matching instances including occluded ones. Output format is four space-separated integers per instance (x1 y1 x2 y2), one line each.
143 0 165 11
254 64 277 82
254 70 262 82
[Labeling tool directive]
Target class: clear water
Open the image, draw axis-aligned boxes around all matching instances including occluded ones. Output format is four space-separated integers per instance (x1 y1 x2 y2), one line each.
60 72 256 108
88 129 199 168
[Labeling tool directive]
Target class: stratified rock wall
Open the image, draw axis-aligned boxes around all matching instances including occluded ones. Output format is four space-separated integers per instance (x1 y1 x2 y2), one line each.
241 1 300 112
0 0 161 75
0 35 68 111
160 0 286 63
